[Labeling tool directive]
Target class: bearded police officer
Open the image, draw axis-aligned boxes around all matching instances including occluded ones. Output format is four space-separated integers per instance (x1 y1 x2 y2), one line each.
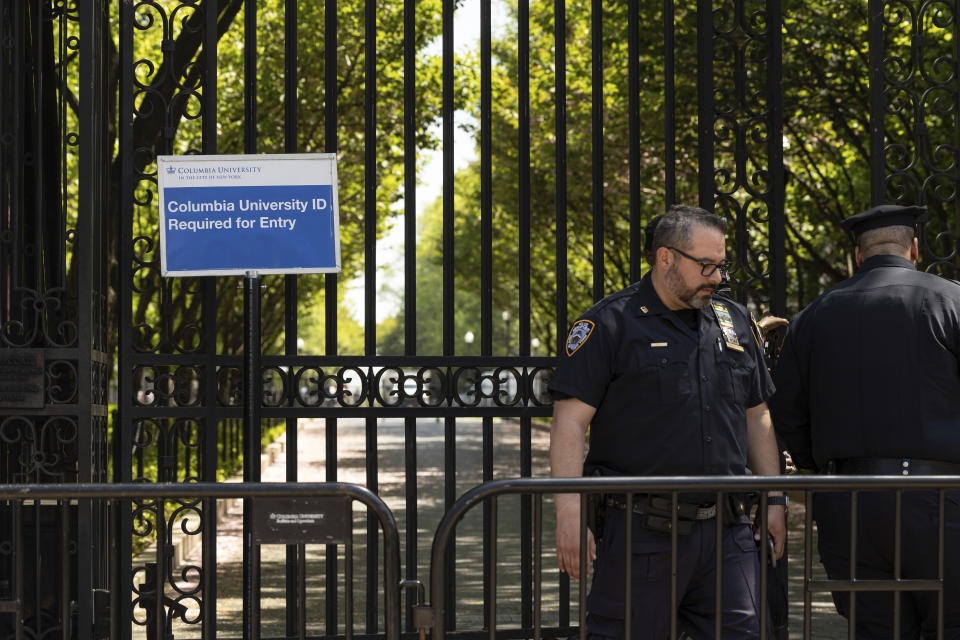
550 205 786 639
769 204 960 638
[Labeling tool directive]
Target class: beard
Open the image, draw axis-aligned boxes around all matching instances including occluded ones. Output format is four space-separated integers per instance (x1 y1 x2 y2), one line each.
665 263 716 309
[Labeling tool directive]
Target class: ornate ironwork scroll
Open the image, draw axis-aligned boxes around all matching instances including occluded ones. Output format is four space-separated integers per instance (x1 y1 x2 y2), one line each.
706 0 785 313
872 0 960 278
1 1 111 639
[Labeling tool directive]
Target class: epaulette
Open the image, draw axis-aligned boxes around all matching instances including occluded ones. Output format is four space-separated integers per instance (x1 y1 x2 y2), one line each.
580 280 644 317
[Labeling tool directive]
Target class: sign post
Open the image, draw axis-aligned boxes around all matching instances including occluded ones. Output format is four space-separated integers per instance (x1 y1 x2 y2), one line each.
157 154 341 640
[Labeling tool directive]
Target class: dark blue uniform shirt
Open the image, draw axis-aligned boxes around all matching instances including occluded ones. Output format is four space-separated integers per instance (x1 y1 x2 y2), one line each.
770 254 960 470
549 274 775 478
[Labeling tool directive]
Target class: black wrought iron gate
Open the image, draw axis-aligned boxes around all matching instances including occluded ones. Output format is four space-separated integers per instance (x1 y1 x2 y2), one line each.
2 1 960 639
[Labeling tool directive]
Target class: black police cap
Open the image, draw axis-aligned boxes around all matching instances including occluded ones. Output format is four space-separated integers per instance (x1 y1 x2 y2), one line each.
840 204 927 236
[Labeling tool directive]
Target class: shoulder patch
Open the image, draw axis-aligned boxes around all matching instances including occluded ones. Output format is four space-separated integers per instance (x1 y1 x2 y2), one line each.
565 320 596 356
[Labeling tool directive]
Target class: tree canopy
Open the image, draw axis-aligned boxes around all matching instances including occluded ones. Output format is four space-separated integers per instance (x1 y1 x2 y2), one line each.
384 0 960 357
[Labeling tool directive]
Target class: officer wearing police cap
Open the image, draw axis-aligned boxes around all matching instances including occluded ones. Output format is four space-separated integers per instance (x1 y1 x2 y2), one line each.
550 204 786 639
770 203 960 638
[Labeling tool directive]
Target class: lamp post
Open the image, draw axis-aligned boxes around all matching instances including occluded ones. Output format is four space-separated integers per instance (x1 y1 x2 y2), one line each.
502 309 511 354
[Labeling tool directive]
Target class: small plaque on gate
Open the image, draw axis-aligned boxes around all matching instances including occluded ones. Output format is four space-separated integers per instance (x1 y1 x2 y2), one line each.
0 350 44 408
250 496 352 544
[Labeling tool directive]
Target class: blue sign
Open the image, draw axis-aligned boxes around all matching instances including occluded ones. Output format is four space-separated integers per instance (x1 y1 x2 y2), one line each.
158 154 341 276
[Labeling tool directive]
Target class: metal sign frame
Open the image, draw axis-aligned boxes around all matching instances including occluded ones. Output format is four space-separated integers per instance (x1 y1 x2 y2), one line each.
157 153 342 277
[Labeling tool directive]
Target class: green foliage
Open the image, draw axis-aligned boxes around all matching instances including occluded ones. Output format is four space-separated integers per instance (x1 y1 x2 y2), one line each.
118 0 472 358
393 0 960 351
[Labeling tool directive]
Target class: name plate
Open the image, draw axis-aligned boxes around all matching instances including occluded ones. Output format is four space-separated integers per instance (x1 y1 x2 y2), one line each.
0 350 44 408
250 496 352 544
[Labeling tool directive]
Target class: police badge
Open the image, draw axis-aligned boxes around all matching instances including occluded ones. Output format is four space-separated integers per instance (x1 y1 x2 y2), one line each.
565 319 595 356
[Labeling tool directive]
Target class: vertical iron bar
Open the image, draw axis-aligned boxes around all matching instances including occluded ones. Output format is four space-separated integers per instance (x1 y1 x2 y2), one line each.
364 0 379 630
849 491 858 638
697 0 715 211
554 0 568 355
325 420 339 633
403 418 417 631
203 0 220 636
759 494 768 640
243 271 262 640
534 494 543 640
714 492 723 639
804 492 813 640
403 0 417 356
628 0 641 281
518 0 533 621
664 0 676 210
482 415 494 625
116 2 135 637
670 493 679 640
284 0 301 636
76 2 99 636
444 415 456 632
346 536 354 640
487 496 497 640
869 0 886 206
893 490 902 640
554 0 570 624
520 415 533 626
154 503 165 640
59 502 69 640
579 494 588 640
402 0 418 619
402 0 418 624
767 0 786 317
591 0 604 303
938 491 945 640
624 494 633 640
365 414 380 633
481 0 492 359
442 0 457 630
14 502 22 640
242 4 261 636
299 543 307 640
442 0 455 357
480 0 494 627
324 0 340 632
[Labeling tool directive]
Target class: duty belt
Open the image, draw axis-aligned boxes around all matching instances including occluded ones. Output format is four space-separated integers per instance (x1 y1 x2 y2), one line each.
604 495 717 521
830 457 960 476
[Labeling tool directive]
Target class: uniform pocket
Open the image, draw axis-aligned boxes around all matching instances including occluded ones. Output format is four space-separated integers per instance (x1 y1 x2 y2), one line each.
717 351 755 407
636 345 692 403
631 542 670 583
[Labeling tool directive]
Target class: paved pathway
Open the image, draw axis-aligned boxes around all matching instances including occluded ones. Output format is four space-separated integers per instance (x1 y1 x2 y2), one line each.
164 417 847 639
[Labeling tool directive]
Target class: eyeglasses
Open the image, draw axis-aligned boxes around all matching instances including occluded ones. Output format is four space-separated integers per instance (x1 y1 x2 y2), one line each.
666 246 730 277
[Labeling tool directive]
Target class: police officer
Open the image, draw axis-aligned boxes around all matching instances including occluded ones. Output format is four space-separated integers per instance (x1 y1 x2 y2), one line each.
769 204 960 638
550 204 786 639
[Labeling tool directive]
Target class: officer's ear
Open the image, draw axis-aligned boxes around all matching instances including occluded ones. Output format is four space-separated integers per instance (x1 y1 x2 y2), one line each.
909 237 919 264
854 245 863 268
655 246 673 269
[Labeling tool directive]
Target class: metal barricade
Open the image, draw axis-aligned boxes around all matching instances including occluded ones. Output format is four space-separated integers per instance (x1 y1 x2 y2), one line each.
0 482 401 640
418 475 960 640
